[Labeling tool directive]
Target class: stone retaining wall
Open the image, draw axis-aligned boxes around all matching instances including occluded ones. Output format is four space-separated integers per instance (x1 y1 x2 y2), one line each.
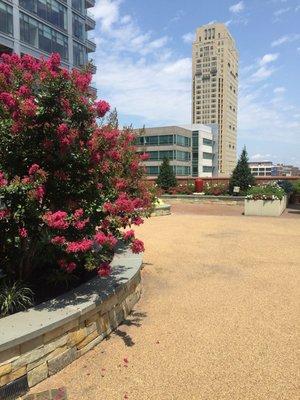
161 194 244 205
0 248 142 397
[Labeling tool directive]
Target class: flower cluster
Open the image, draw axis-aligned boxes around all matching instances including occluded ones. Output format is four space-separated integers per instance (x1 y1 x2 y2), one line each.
246 182 285 201
0 52 152 291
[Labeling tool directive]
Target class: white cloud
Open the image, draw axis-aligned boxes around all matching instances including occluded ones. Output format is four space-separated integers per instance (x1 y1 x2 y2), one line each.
229 1 245 13
251 66 276 81
251 153 272 161
259 53 279 66
182 32 195 44
273 86 286 94
271 34 300 47
91 0 122 31
273 7 290 16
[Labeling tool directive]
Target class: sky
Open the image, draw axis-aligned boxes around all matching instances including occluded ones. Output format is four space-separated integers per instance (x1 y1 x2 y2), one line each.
90 0 300 166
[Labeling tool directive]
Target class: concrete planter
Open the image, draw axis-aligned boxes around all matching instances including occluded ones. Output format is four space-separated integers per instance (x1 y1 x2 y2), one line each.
0 247 143 397
151 203 171 216
244 196 287 217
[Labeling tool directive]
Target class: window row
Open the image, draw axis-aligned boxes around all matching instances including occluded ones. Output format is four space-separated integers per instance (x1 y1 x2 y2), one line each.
146 165 191 176
135 134 191 147
138 150 190 162
20 0 67 31
0 1 13 35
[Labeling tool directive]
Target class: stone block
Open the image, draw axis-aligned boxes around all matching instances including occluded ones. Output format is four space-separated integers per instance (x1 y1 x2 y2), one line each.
27 346 68 371
48 348 76 376
20 336 43 355
43 319 79 344
27 363 48 387
67 327 87 347
44 335 68 355
0 366 26 387
77 331 99 350
0 346 20 365
85 322 97 335
0 363 12 377
100 294 118 315
13 347 45 369
84 312 100 327
76 335 103 358
98 313 111 336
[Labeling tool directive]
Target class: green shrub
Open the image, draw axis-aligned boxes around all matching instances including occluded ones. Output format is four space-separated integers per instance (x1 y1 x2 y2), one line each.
277 180 294 194
156 158 177 190
204 182 228 196
246 182 285 201
0 280 34 317
293 180 300 194
229 147 255 194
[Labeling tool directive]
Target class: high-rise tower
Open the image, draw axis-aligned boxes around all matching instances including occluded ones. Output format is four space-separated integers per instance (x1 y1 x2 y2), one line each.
192 23 238 175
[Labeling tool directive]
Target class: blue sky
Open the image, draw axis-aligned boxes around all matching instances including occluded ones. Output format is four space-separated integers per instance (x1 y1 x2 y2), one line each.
90 0 300 166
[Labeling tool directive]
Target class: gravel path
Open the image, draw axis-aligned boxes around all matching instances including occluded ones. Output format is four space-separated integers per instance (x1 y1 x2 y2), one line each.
31 209 300 400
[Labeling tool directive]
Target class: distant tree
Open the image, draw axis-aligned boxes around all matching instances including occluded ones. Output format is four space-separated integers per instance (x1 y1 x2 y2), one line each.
229 147 255 194
157 158 177 190
107 107 119 128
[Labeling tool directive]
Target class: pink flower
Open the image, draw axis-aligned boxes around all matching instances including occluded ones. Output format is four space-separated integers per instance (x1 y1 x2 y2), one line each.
97 262 111 277
66 238 93 253
47 53 61 69
132 216 144 226
73 218 89 230
73 208 84 220
123 230 135 241
0 172 8 187
94 232 117 248
0 92 16 109
18 227 28 238
95 100 110 118
28 164 40 175
140 153 149 161
43 211 69 230
51 236 66 245
34 185 45 202
131 239 144 254
58 259 77 273
21 98 37 117
56 123 69 137
0 209 10 219
18 85 30 97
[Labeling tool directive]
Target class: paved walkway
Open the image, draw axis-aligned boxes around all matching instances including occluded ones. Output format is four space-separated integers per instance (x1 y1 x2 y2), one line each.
31 209 300 399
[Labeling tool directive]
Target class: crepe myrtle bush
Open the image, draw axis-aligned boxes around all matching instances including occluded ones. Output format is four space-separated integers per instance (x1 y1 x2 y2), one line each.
0 53 152 285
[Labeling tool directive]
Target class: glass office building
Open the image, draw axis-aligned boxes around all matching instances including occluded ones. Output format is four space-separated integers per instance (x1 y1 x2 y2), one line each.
0 0 96 71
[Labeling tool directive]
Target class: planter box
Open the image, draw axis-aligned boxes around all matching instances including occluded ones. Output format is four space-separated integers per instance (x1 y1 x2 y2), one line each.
244 196 287 217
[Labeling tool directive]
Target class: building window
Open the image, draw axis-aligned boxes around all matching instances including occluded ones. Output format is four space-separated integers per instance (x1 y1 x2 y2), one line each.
203 138 213 146
0 1 13 35
203 152 213 159
203 166 213 173
144 136 159 146
20 0 67 31
176 135 190 147
73 40 86 66
20 13 68 60
146 166 159 176
72 0 84 13
159 150 174 160
159 135 174 146
176 150 190 161
73 13 85 40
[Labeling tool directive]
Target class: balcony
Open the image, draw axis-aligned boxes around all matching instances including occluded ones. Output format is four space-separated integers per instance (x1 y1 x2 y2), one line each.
86 16 95 30
85 0 95 8
86 38 96 52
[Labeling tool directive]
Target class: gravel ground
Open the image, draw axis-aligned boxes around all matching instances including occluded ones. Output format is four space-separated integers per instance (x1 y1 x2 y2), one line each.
31 207 300 400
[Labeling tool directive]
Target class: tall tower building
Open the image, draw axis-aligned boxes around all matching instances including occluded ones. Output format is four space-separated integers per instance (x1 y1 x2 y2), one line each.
192 23 239 175
0 0 96 72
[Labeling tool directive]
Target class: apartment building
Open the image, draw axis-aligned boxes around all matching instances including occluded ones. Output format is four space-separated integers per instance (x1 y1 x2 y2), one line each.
134 124 218 178
192 23 238 176
0 0 96 71
248 162 277 177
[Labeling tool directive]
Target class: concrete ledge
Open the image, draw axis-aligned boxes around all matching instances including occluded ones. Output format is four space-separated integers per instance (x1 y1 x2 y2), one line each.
244 196 287 216
0 246 143 392
151 204 171 217
161 194 245 205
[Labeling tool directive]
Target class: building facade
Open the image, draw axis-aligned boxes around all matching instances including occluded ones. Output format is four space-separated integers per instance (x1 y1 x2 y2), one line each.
192 23 238 176
249 162 300 177
0 0 96 70
134 124 218 178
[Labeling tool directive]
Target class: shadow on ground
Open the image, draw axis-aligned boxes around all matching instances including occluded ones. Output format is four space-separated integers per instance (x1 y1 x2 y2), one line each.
113 310 147 347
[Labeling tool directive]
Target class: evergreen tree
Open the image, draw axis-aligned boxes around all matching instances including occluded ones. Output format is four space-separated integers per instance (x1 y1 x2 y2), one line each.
156 158 177 190
107 107 119 128
229 147 255 194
